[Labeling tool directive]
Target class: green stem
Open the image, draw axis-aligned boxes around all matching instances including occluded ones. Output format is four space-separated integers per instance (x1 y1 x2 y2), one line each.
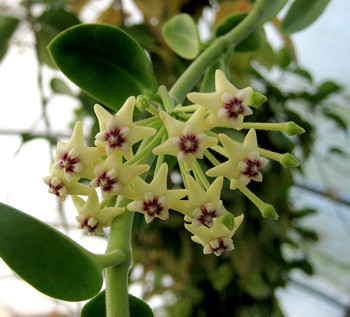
155 133 167 174
241 122 289 132
170 104 200 114
178 161 190 189
259 148 284 162
93 250 126 270
135 116 159 126
126 125 166 166
204 149 220 166
159 85 175 111
211 144 227 157
169 0 279 103
193 160 210 190
105 196 133 317
146 104 160 116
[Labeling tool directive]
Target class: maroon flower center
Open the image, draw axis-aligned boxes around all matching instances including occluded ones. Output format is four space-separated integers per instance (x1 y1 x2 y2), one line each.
223 97 244 118
95 171 118 192
49 181 64 197
211 239 228 253
82 217 98 234
242 158 262 178
104 128 126 149
143 197 163 217
198 206 217 224
58 152 79 172
179 134 199 154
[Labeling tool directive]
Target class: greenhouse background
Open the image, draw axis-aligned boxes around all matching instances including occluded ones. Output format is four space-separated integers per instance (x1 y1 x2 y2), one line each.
0 0 349 316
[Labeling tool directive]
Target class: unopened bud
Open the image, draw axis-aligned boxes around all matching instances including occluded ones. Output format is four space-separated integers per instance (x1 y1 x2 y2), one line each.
280 153 300 168
260 203 278 220
285 121 305 136
249 92 267 108
136 95 151 112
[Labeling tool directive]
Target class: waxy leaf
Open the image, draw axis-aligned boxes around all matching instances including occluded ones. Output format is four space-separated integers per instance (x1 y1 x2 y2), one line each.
81 290 154 317
281 0 331 34
215 13 266 52
0 16 20 62
162 14 200 60
35 8 80 68
0 203 103 301
49 24 157 110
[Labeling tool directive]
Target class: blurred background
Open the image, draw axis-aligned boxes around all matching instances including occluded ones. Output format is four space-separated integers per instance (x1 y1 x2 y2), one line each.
0 0 349 316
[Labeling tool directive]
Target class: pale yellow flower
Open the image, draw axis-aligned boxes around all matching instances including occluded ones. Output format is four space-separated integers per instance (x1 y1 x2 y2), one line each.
153 107 217 170
43 164 91 202
127 163 187 223
72 188 124 236
94 96 156 160
176 175 225 228
185 214 244 256
52 121 104 181
206 129 268 189
90 151 149 199
187 70 253 129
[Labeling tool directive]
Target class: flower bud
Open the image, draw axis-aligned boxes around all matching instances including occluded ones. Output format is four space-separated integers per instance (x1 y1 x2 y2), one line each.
136 95 151 112
248 91 267 108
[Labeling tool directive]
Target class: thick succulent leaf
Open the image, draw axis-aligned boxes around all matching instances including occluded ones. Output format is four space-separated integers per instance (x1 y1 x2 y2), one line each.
0 203 103 301
260 0 288 23
48 24 157 110
215 13 266 52
81 290 154 317
281 0 331 34
35 8 80 68
0 16 20 62
162 14 200 60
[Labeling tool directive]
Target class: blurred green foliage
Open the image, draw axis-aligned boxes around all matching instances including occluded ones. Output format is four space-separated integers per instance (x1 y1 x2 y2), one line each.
0 0 345 316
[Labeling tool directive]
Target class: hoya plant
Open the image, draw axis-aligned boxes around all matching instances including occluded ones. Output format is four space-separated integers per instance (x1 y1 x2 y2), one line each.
0 0 338 316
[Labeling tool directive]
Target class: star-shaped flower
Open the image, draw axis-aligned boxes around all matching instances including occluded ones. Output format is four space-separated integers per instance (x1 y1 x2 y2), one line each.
94 96 156 160
187 70 253 129
185 214 244 256
176 175 225 228
72 188 124 236
153 107 217 170
43 164 91 202
127 163 188 223
90 150 149 199
52 121 104 181
206 129 269 189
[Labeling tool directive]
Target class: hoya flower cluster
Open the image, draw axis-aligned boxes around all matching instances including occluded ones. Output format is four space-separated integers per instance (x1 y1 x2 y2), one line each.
43 70 302 256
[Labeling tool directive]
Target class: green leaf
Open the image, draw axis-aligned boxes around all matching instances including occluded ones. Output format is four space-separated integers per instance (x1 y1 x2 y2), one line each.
277 46 292 69
281 0 331 34
215 13 266 52
35 8 80 68
254 43 277 70
315 81 341 100
260 0 289 23
81 291 154 317
123 24 156 51
0 203 103 301
323 111 348 131
162 14 200 60
0 16 20 62
50 77 75 96
49 24 157 110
